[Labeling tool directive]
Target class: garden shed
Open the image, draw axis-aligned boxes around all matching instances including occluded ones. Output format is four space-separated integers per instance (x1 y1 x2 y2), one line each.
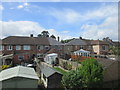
41 66 63 88
44 53 58 65
0 66 39 89
73 49 90 57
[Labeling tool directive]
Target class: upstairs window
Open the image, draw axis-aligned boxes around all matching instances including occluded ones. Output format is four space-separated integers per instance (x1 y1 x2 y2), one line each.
37 45 44 50
7 45 13 50
102 45 106 50
23 45 30 50
80 46 83 49
0 45 4 51
16 45 21 50
45 46 49 50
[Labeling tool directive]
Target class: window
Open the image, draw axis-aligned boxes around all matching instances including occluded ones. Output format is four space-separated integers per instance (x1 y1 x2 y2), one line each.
37 45 44 50
102 45 106 50
23 45 30 50
88 46 92 49
80 46 83 49
16 45 21 50
7 45 13 50
45 46 49 50
0 45 4 51
18 56 24 61
37 54 44 58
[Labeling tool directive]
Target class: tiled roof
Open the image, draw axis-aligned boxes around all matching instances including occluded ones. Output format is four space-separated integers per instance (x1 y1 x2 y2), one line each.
91 40 109 45
41 65 62 77
2 36 63 45
97 58 115 68
0 66 39 81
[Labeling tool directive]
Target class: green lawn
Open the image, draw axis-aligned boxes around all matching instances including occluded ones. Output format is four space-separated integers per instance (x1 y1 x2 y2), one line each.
53 67 67 75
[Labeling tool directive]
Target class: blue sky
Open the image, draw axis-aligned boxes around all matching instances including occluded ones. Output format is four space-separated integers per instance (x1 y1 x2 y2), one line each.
0 2 118 41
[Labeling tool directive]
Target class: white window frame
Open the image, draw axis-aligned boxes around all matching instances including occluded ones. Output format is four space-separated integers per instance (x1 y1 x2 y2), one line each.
102 45 106 50
7 45 13 50
80 46 83 49
0 45 4 51
37 45 44 50
45 46 49 50
16 45 21 50
23 45 30 50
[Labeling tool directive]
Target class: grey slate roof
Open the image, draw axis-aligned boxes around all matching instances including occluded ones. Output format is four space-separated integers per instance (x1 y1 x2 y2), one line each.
41 66 62 77
65 39 87 45
47 37 63 45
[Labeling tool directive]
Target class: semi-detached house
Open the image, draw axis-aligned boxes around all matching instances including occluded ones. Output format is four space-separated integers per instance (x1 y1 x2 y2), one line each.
0 35 63 64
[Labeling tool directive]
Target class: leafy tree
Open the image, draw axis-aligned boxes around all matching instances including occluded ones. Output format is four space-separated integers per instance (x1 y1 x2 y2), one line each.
50 35 56 39
62 70 83 89
38 34 42 37
62 58 103 89
41 31 49 37
110 46 120 56
61 38 75 43
79 58 103 88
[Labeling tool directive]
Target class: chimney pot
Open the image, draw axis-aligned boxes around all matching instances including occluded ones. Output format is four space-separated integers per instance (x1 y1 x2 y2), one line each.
30 34 33 37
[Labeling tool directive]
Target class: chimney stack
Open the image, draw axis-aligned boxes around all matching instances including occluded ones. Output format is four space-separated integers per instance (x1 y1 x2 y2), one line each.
58 36 60 42
30 34 33 37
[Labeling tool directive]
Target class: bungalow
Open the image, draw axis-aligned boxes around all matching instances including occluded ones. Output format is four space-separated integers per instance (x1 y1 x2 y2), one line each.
41 65 63 88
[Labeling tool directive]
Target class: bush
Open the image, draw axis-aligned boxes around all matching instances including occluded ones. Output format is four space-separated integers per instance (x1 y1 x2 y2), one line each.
1 65 11 70
67 64 72 70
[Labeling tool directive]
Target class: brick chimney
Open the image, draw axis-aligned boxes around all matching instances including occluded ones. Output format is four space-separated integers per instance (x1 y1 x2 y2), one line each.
58 36 60 42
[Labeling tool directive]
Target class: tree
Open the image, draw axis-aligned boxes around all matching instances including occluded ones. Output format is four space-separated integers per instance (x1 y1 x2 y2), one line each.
62 70 83 89
79 58 103 88
110 46 120 56
50 35 56 39
38 34 42 37
62 58 103 89
41 31 49 37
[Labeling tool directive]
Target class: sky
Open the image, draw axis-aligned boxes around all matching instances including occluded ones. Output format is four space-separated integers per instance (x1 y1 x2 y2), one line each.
0 1 118 41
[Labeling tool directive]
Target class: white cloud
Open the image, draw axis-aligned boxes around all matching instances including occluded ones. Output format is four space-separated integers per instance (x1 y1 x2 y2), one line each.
0 5 4 11
50 8 82 23
17 3 29 9
81 16 118 40
24 3 29 6
17 5 24 9
0 21 71 40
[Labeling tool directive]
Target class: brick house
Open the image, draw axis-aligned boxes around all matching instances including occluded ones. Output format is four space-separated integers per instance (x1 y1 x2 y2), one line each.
0 35 63 64
64 37 109 55
91 40 109 55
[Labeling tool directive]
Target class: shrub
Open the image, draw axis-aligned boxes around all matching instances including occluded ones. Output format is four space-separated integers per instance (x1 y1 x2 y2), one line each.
2 65 11 70
67 64 72 70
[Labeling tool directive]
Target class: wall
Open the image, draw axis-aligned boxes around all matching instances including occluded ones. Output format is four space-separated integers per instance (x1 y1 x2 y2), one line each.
92 45 100 54
59 58 81 70
48 73 62 88
2 77 38 88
